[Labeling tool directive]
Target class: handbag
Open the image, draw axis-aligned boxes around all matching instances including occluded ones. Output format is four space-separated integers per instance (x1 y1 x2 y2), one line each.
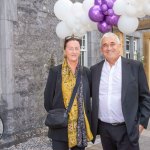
45 68 81 129
45 108 68 128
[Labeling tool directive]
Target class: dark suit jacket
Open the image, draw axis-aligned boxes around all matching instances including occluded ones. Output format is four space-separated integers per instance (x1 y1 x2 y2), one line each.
90 57 150 143
44 64 92 141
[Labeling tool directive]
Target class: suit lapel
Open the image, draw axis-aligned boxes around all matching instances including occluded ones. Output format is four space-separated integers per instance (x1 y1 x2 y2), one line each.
94 61 104 106
121 57 130 104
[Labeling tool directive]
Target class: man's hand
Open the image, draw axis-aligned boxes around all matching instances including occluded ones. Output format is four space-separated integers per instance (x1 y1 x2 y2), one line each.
139 124 144 134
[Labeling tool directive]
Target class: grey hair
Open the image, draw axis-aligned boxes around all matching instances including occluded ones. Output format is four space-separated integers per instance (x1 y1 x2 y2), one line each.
100 32 120 47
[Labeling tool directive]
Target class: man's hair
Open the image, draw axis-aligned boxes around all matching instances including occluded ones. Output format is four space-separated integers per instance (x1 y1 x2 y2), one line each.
100 32 120 47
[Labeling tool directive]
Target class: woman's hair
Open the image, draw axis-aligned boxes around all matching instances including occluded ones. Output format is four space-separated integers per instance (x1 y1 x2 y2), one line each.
64 35 82 50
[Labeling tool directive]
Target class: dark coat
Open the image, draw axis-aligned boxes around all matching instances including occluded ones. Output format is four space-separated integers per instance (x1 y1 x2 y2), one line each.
44 65 92 141
90 57 150 143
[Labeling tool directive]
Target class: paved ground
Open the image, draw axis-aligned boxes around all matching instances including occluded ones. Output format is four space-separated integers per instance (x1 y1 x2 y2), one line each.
3 124 150 150
87 130 150 150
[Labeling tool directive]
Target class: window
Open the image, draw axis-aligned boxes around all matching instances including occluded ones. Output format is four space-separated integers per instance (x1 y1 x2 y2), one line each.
133 39 138 60
125 37 130 59
133 39 137 51
80 34 88 66
126 38 130 51
125 36 140 60
126 51 130 59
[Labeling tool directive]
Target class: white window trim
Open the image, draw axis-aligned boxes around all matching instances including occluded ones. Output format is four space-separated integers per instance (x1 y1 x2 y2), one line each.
80 34 88 66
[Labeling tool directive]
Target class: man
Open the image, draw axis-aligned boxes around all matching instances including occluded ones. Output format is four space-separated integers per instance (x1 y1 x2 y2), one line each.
90 32 150 150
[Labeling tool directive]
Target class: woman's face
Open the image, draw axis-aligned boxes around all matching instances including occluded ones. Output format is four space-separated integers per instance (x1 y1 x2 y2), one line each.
64 40 80 63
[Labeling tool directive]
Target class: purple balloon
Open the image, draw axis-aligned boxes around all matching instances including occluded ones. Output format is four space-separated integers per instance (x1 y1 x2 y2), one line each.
103 0 114 9
89 5 104 22
105 14 119 26
101 4 108 12
107 9 114 16
94 0 102 5
103 10 108 15
97 21 112 33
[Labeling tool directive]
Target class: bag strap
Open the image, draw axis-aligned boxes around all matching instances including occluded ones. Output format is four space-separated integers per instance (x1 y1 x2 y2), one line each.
66 67 82 113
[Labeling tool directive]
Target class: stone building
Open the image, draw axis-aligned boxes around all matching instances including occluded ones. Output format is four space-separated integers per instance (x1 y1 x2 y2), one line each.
0 0 150 149
0 0 101 148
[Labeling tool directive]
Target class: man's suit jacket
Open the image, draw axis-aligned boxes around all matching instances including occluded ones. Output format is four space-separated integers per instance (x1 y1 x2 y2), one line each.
90 57 150 143
44 65 92 141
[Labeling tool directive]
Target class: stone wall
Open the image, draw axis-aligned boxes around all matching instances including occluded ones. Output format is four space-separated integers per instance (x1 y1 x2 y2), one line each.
0 0 64 148
13 0 61 132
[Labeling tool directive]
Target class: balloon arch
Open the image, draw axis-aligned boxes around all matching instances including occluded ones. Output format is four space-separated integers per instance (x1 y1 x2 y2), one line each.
54 0 150 39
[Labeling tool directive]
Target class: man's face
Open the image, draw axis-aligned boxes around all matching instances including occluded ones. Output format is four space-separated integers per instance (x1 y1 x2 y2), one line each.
100 36 121 63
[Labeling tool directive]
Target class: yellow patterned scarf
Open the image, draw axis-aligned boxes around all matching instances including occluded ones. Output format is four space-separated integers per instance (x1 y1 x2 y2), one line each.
62 59 93 148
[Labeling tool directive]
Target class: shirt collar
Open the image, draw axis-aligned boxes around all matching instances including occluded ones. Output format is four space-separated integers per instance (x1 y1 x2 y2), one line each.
104 56 121 68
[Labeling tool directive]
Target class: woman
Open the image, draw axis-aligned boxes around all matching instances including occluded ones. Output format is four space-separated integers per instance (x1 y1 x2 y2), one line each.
44 35 93 150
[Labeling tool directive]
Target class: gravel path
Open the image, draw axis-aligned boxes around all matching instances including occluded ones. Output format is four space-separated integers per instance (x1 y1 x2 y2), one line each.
3 136 100 150
3 136 52 150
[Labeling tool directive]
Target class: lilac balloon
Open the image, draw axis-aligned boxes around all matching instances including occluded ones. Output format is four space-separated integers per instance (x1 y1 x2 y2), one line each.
106 14 119 26
103 0 114 9
101 4 108 12
94 0 102 5
97 21 112 33
107 9 114 16
89 5 104 22
103 10 108 15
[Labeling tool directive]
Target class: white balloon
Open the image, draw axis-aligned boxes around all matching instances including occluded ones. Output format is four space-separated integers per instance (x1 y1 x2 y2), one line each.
56 21 72 39
144 0 150 15
118 15 139 34
84 24 93 32
83 0 94 13
64 13 79 29
73 25 87 37
54 0 73 20
77 11 97 31
136 0 144 2
89 21 97 31
79 12 90 25
113 0 126 15
125 4 137 17
134 2 145 18
136 11 146 18
126 0 136 5
72 2 84 19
